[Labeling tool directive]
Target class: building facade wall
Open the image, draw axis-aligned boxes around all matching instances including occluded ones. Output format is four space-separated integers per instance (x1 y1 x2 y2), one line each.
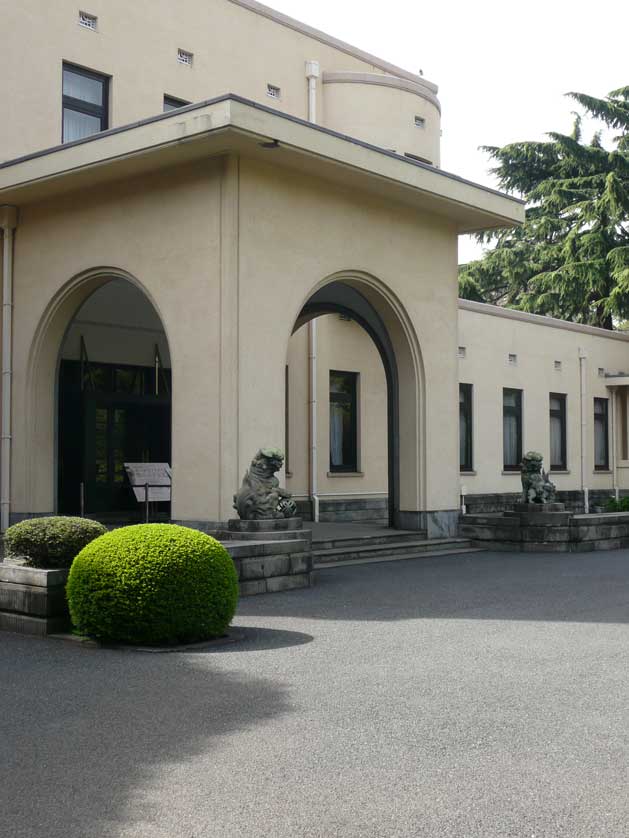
458 302 629 505
0 0 440 166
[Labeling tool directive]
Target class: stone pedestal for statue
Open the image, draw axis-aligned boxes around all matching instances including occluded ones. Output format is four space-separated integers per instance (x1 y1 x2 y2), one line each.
505 501 573 527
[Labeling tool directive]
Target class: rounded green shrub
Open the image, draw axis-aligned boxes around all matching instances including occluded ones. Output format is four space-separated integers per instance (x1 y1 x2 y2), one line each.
66 524 239 644
4 516 107 568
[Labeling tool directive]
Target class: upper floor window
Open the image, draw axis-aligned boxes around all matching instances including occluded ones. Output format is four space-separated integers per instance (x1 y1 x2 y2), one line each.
594 398 609 470
163 95 190 112
62 63 108 143
459 383 473 472
503 388 522 471
329 371 358 473
549 393 567 470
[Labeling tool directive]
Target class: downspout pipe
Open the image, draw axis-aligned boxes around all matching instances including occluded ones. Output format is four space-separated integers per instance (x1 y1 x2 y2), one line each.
305 60 321 523
308 320 319 522
579 348 588 514
1 206 18 533
305 60 320 124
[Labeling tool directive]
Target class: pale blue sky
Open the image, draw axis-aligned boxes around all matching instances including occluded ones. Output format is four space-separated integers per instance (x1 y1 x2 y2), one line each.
265 0 628 263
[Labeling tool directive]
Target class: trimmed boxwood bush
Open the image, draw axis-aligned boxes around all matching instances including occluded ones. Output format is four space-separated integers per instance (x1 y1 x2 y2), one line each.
4 516 107 569
66 524 239 644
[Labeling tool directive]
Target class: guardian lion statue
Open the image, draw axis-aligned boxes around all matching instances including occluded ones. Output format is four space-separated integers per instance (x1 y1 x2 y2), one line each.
233 447 297 520
521 451 556 504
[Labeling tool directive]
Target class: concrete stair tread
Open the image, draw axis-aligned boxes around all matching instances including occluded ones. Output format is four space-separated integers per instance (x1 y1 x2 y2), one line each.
311 532 428 550
314 545 482 569
313 536 468 557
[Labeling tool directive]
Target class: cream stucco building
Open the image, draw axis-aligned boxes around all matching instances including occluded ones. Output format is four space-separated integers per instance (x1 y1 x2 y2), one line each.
0 0 624 538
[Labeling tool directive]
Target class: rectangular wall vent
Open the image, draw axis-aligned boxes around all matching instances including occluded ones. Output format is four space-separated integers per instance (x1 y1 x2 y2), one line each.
554 360 562 371
508 353 517 366
414 115 426 128
457 346 467 359
267 84 281 99
598 367 605 377
78 11 97 30
177 49 194 66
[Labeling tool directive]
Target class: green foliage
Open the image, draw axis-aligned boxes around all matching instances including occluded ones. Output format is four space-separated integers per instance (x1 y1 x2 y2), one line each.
66 524 239 644
459 87 629 328
4 516 107 569
605 496 629 512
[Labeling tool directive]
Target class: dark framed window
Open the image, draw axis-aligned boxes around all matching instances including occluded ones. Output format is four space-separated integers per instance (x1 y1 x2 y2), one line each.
549 393 567 470
459 383 473 471
594 398 609 470
503 388 522 470
163 95 190 112
62 63 108 142
329 371 358 472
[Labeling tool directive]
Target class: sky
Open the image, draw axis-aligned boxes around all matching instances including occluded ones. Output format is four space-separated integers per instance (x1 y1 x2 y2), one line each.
264 0 629 263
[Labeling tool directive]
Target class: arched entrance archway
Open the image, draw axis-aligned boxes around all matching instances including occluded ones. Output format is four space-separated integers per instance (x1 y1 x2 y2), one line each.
289 273 426 530
23 268 172 522
57 279 172 519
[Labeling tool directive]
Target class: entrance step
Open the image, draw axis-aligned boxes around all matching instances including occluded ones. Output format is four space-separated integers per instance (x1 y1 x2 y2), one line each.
313 536 479 568
310 530 427 552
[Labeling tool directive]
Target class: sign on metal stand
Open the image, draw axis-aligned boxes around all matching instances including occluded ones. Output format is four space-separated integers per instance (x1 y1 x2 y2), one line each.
124 463 172 523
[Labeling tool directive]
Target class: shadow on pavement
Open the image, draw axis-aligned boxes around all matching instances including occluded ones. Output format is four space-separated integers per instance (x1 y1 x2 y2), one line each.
236 549 629 625
0 635 292 838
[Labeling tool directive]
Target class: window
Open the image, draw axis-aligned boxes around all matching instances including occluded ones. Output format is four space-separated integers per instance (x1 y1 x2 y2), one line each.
329 371 358 472
177 49 193 66
503 388 522 470
549 393 567 470
78 11 97 30
459 384 473 471
267 84 281 99
62 63 108 142
163 95 190 112
594 398 609 470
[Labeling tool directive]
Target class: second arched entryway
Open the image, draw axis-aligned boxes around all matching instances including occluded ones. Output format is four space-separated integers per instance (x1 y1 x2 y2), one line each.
288 273 426 530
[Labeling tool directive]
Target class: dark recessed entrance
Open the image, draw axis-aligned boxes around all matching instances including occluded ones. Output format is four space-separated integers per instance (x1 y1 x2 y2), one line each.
57 279 172 521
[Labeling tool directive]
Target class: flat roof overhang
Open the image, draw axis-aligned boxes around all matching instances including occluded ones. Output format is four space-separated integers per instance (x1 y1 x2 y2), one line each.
0 95 524 234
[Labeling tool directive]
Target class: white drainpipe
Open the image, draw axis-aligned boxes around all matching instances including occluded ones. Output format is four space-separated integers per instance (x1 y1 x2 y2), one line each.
308 320 319 522
579 348 589 513
1 206 18 532
305 60 321 522
305 60 320 123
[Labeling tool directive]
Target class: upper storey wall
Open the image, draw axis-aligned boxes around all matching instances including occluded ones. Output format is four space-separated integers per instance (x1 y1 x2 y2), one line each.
0 0 440 165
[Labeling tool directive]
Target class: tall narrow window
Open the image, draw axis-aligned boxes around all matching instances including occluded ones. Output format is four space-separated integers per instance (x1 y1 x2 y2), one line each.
163 95 190 112
503 388 522 470
62 63 108 142
594 398 609 470
459 383 473 471
549 393 567 470
329 371 358 472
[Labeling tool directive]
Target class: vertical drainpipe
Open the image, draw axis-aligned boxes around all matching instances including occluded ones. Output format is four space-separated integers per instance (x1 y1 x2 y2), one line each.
1 206 18 532
306 61 321 522
579 348 589 514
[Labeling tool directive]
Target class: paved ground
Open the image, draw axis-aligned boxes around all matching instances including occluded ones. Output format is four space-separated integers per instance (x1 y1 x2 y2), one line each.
2 548 629 838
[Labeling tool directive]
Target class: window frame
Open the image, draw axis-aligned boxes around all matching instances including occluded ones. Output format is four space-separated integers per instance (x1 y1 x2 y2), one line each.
594 397 610 471
459 383 473 472
62 62 109 142
502 387 523 471
163 94 190 112
549 392 567 471
329 370 359 473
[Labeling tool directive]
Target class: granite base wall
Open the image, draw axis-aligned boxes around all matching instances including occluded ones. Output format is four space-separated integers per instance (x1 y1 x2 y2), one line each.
463 490 627 515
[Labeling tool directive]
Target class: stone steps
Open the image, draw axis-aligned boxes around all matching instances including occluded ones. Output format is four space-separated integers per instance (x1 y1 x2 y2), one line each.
313 537 478 567
311 530 426 551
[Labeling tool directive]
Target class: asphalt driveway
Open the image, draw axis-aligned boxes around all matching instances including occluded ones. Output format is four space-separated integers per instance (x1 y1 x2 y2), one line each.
1 548 628 837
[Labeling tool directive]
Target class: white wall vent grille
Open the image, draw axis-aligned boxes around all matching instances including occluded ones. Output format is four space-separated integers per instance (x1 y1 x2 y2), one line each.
598 367 605 377
508 353 518 366
177 49 194 66
414 115 426 128
78 11 97 30
267 84 281 99
457 346 467 359
554 360 562 371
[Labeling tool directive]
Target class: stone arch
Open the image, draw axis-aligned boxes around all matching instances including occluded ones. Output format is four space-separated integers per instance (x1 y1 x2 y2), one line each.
22 267 172 518
290 271 426 528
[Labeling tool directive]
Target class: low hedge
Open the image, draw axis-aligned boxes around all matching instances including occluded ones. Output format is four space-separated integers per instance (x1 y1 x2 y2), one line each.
66 524 239 644
4 516 107 569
